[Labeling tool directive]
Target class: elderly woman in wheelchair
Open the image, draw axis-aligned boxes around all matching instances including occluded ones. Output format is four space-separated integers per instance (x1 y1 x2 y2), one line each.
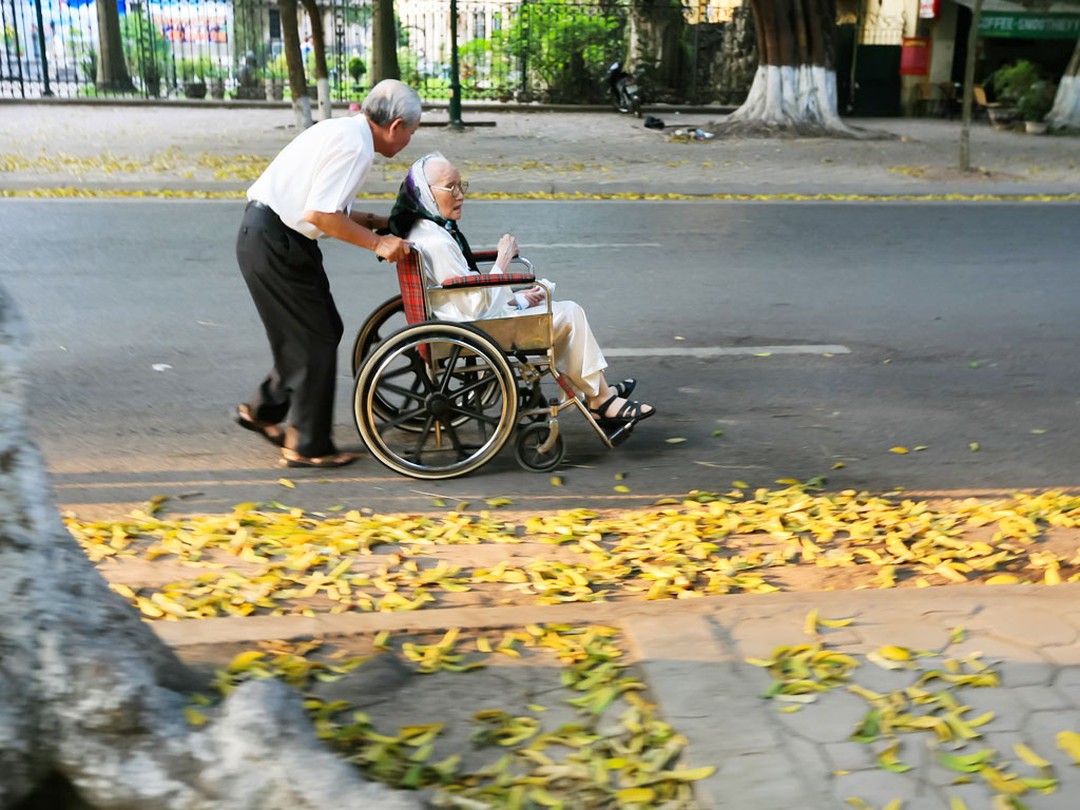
390 153 654 424
349 152 654 479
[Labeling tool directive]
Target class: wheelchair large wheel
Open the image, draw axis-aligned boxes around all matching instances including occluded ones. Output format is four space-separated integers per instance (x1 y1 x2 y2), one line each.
354 322 518 479
351 295 405 377
351 295 427 430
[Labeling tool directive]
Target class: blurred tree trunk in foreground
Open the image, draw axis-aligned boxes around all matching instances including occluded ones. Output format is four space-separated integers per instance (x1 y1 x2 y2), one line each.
0 285 418 810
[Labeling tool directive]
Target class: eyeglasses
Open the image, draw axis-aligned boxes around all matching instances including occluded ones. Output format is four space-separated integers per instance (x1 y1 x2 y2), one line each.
430 180 469 196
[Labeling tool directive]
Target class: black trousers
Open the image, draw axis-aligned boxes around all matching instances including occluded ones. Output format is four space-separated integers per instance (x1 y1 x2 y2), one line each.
236 202 344 458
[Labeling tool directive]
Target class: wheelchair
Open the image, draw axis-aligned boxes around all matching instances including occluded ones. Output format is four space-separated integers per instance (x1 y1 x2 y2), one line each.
350 249 640 480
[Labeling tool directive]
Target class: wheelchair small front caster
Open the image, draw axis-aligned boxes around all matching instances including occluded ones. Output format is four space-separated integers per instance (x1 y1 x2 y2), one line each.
515 422 566 472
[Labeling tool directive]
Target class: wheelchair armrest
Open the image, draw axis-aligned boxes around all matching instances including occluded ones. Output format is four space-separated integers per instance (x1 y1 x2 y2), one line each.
440 272 536 289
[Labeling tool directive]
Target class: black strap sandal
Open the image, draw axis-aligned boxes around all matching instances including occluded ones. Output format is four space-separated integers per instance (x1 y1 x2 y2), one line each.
613 378 637 398
589 393 655 425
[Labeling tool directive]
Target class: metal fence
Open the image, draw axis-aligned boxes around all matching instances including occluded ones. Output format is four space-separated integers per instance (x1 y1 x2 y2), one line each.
0 0 661 103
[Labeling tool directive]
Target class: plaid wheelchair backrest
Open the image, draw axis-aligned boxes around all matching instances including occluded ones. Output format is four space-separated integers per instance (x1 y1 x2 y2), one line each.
396 252 429 325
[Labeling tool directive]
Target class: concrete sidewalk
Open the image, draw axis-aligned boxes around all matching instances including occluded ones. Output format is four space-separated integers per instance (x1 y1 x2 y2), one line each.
9 101 1080 808
1 101 1078 198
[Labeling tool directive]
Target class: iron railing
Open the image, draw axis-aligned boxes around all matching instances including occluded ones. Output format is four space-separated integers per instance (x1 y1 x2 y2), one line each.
1 0 728 103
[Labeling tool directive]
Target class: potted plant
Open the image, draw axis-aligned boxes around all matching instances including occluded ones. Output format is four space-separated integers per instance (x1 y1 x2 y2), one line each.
992 60 1057 134
348 56 367 92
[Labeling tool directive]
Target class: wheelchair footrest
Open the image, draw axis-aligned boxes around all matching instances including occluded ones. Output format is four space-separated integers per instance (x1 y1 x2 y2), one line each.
604 419 638 447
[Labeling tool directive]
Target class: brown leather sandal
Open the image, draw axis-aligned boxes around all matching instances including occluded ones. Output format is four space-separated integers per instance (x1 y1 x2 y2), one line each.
235 404 286 447
279 449 357 469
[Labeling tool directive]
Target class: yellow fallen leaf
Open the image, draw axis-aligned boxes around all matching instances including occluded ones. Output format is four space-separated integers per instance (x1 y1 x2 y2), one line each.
614 485 631 493
228 650 266 670
820 616 855 628
985 574 1020 585
184 706 208 726
1014 742 1051 769
1056 730 1080 764
889 447 910 454
666 437 687 444
615 787 656 803
879 645 912 661
278 478 295 489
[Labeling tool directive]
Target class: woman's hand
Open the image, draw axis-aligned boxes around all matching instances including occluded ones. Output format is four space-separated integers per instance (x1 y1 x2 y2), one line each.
517 285 545 308
495 233 519 270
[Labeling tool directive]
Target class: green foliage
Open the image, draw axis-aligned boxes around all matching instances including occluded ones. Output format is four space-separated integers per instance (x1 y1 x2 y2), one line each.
495 0 627 102
177 56 215 82
264 52 289 80
992 59 1057 122
119 10 170 90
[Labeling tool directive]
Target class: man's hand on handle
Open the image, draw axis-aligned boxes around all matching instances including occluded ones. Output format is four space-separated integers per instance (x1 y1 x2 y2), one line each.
376 234 411 263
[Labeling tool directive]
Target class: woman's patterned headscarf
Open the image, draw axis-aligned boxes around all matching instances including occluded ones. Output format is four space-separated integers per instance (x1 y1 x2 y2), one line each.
388 152 478 271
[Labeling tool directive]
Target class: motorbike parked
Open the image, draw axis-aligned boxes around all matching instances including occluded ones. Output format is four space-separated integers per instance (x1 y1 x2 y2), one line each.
608 61 642 117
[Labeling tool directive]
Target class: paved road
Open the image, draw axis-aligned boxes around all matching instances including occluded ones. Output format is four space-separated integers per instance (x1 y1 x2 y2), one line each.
4 197 1078 517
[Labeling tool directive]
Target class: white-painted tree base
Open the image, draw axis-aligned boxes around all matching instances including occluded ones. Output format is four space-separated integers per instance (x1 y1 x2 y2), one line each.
725 64 858 135
293 94 313 130
0 286 420 809
317 77 332 121
1048 74 1080 130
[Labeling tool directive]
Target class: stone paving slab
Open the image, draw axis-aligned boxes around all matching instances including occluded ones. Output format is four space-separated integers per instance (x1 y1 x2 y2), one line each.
144 582 1080 809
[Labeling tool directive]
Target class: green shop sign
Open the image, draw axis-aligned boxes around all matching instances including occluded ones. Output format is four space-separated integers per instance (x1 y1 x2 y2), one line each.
978 11 1080 39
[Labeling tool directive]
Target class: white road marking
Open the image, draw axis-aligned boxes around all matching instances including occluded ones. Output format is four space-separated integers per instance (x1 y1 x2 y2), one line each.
525 243 663 248
602 345 851 358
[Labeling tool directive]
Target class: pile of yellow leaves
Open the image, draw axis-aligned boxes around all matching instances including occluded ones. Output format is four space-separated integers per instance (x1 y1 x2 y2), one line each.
69 485 1080 623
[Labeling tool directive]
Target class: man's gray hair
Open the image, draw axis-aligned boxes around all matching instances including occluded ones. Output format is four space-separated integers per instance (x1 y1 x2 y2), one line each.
362 79 422 128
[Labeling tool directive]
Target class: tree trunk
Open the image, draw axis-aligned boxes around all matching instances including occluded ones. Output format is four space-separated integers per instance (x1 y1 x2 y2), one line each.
1047 37 1080 130
370 0 400 83
279 0 313 128
629 0 686 98
0 285 419 809
94 0 133 92
300 0 332 120
725 0 856 135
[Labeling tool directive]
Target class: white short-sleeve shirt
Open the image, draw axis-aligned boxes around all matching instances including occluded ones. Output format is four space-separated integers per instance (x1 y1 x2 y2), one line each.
247 114 375 240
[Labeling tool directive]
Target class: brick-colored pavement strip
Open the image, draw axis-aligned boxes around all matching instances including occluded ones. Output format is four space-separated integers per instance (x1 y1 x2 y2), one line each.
1 101 1078 197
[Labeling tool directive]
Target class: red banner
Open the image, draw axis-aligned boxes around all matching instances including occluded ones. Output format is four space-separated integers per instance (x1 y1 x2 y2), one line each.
900 37 931 76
